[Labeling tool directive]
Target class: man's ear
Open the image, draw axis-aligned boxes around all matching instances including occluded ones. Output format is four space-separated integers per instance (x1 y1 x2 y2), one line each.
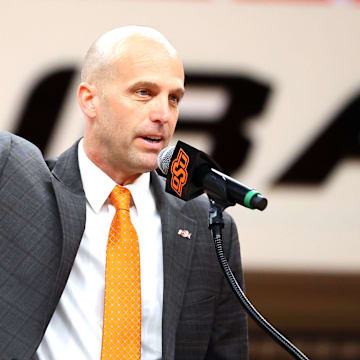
77 82 98 118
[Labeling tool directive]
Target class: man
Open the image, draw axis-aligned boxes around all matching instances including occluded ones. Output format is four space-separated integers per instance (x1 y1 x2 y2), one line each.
0 26 248 359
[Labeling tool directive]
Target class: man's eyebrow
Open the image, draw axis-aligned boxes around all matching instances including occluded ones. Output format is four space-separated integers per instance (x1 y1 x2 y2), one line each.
129 81 185 97
174 86 185 98
129 81 160 90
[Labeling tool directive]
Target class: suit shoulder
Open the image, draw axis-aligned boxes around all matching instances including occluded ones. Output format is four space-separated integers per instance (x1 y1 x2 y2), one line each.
0 131 49 181
0 132 12 177
0 131 11 154
0 131 11 142
0 131 43 155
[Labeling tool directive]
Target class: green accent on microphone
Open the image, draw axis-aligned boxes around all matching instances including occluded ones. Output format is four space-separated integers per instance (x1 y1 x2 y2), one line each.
244 190 260 209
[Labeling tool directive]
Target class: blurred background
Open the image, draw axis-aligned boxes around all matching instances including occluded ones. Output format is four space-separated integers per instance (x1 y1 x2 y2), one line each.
1 0 359 358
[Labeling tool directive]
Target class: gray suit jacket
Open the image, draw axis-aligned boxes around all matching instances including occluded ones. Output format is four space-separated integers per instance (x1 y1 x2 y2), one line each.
0 132 248 360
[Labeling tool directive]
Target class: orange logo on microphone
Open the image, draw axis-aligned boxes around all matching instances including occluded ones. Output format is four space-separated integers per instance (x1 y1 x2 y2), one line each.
170 148 189 197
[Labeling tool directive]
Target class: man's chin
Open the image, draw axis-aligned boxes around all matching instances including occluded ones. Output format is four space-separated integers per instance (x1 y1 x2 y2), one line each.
134 156 159 174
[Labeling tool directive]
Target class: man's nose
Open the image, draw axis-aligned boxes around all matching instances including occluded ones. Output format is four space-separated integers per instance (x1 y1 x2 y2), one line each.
149 96 171 123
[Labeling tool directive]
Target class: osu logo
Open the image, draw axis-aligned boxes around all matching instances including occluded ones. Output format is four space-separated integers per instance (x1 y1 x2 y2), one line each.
170 148 189 197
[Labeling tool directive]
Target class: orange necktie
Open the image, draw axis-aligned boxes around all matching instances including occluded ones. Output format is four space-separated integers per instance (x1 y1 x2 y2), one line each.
101 186 141 360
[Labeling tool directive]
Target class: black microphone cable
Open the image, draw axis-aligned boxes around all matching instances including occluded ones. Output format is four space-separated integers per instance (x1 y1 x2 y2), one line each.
209 201 309 360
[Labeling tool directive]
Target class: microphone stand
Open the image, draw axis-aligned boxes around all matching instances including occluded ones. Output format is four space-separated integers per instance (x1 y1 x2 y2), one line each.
208 198 310 360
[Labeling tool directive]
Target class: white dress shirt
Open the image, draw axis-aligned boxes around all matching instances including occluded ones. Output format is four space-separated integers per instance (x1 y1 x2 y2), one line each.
37 140 163 360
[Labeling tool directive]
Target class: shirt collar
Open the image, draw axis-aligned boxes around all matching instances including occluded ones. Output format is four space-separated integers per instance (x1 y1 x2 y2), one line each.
125 171 151 217
78 139 150 213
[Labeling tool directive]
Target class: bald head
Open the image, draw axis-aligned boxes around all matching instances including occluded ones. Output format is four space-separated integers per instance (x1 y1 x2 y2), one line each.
81 26 180 87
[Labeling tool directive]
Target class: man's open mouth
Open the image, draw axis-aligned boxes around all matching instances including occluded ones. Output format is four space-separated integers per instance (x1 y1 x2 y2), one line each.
143 136 162 143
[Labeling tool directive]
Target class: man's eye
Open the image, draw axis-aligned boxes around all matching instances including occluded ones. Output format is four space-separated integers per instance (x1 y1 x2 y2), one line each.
136 89 150 97
169 95 179 104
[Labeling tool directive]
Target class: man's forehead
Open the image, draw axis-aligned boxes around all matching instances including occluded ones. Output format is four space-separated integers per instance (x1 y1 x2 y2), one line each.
121 33 177 57
114 36 181 66
112 44 184 85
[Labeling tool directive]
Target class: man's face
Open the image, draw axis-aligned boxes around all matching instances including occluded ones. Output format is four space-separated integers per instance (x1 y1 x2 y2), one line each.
92 41 185 182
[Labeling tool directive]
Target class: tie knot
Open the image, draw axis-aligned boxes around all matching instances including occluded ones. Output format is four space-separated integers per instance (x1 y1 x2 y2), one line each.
109 185 131 211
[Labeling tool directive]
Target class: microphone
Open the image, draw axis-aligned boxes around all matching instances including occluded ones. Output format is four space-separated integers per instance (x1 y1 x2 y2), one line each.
158 141 267 211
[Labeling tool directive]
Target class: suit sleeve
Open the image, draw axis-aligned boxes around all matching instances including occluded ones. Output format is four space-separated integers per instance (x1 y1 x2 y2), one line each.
206 213 249 360
0 131 12 181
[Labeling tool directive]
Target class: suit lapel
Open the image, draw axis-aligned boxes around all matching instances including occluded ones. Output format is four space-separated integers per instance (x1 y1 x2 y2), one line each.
47 141 86 313
151 173 197 360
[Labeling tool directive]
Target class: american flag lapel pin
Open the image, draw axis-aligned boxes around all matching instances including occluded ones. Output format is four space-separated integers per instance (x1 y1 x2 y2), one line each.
178 229 192 239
